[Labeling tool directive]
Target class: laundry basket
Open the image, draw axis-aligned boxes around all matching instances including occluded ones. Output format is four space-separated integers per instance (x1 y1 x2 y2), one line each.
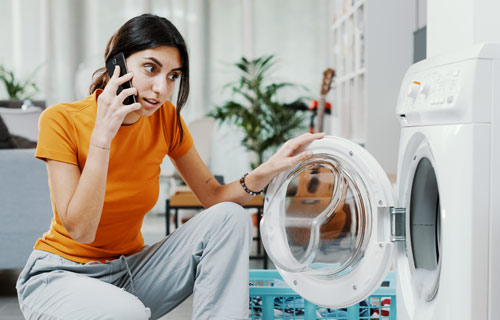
249 270 396 320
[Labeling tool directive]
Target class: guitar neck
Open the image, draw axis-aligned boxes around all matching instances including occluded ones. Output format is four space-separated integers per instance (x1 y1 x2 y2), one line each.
316 95 326 132
316 68 335 134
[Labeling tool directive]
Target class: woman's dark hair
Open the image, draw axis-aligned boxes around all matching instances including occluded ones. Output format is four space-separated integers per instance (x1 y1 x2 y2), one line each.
90 14 189 141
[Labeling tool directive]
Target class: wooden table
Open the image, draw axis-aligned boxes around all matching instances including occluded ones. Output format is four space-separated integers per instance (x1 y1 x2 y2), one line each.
166 186 268 268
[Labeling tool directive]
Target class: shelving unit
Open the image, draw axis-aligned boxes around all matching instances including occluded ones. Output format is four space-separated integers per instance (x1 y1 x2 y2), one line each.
326 0 414 174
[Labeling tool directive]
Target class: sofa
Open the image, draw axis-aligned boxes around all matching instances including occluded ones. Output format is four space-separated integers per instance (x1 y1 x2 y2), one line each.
0 106 53 269
0 148 52 269
0 104 53 270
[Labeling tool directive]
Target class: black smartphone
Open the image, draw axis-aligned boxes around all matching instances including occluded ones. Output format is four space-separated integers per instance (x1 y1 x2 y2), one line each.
106 52 136 105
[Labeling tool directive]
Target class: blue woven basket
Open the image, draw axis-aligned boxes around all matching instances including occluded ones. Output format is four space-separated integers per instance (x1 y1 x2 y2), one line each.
249 269 396 320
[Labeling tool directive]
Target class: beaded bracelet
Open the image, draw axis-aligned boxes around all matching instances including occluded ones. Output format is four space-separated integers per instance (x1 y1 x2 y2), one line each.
239 173 263 196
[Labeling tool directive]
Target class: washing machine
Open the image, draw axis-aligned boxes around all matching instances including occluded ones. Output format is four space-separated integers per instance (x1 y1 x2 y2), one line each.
261 42 500 319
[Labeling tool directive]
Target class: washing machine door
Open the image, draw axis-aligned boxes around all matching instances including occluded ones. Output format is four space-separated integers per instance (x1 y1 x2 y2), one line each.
261 136 395 308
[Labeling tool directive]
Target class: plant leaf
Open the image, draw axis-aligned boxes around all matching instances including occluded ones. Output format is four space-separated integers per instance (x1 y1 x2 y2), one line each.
207 55 308 167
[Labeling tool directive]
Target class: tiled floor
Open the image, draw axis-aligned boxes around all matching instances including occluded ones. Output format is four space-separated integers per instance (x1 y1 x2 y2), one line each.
0 211 270 319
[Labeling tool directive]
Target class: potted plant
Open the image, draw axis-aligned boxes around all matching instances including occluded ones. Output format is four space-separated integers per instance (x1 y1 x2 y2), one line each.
209 55 307 169
0 64 42 108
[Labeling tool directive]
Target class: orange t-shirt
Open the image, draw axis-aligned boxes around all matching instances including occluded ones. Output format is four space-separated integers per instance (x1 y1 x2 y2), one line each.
34 90 193 263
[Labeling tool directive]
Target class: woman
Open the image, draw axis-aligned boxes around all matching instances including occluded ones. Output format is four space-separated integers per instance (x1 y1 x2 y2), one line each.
16 14 323 320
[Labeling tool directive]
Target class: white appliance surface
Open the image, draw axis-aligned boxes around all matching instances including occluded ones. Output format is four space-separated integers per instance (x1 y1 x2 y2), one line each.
261 42 500 320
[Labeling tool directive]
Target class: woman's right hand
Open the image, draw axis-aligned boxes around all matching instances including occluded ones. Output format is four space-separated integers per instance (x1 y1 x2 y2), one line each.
92 66 141 148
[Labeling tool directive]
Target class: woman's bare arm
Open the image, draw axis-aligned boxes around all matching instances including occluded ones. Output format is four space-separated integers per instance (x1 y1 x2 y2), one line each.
172 132 325 208
47 66 141 243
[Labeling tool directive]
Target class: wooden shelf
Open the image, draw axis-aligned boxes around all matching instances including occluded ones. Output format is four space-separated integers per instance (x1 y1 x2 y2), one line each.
327 0 413 175
333 68 366 85
330 0 364 30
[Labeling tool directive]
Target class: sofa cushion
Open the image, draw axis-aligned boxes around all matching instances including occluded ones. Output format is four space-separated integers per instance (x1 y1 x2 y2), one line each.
11 134 37 148
0 115 16 149
0 115 37 149
0 106 42 143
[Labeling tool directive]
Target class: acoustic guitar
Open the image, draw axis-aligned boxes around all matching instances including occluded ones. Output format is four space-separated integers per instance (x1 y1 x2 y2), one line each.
316 68 335 133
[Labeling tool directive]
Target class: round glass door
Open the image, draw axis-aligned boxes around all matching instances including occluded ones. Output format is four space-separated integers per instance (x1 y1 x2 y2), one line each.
279 154 370 277
399 137 442 304
261 136 395 308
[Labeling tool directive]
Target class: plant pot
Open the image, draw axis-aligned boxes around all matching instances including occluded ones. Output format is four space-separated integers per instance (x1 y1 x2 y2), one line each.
0 100 23 108
0 100 46 109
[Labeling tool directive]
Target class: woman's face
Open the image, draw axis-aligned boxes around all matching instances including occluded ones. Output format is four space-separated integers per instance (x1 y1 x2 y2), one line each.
123 46 182 124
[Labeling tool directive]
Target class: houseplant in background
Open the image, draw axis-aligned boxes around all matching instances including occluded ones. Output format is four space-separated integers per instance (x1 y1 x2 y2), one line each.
0 64 41 108
209 55 307 169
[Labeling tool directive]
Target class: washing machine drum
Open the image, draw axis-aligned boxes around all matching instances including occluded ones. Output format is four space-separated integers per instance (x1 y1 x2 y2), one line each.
261 136 395 308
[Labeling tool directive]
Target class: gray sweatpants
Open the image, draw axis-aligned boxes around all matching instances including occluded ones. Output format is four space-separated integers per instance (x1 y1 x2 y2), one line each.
16 202 253 320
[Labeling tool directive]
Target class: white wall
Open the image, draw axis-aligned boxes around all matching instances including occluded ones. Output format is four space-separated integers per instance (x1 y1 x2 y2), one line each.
417 0 427 29
209 0 327 182
427 0 500 57
0 1 13 70
364 1 415 175
0 0 328 185
1 0 44 100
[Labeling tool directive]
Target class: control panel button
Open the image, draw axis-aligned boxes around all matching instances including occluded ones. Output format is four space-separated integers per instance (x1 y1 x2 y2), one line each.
420 83 430 96
407 81 421 99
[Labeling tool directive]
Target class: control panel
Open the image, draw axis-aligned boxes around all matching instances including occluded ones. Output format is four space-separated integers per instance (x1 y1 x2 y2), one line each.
396 50 493 127
401 65 463 112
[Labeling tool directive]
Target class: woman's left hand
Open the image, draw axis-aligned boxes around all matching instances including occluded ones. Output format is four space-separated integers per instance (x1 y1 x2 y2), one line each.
234 132 325 201
259 132 325 178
